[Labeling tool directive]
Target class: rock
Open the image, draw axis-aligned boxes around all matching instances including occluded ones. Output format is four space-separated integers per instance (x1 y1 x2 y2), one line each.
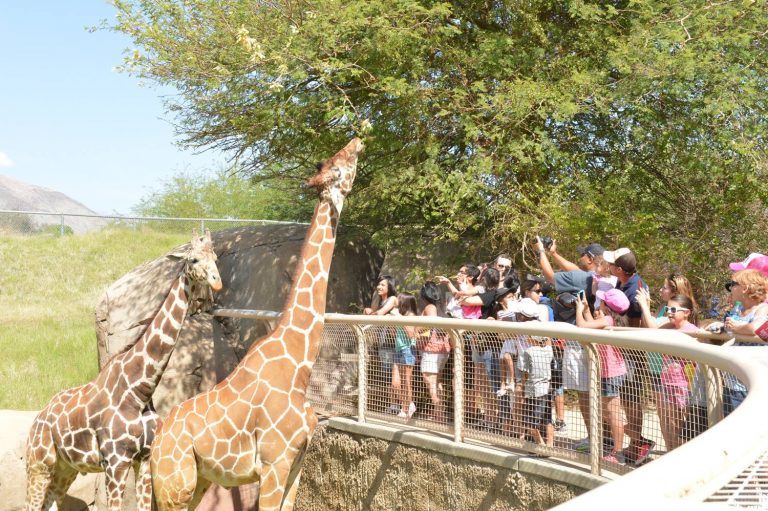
0 410 98 511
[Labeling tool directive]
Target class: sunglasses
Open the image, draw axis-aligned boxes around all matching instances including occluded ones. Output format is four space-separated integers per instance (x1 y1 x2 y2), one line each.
496 264 511 269
725 280 740 292
666 306 690 314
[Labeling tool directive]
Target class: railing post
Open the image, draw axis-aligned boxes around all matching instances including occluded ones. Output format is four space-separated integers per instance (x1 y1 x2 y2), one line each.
353 325 368 424
583 342 602 475
705 365 724 428
449 329 464 444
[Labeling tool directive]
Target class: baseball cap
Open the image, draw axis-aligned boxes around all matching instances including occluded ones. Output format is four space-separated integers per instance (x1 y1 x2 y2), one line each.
729 253 766 272
576 243 605 257
603 248 632 264
595 289 629 314
495 286 516 301
743 256 768 276
517 298 540 318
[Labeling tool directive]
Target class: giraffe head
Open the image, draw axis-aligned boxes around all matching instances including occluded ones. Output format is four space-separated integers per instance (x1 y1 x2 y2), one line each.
308 137 363 214
183 229 223 296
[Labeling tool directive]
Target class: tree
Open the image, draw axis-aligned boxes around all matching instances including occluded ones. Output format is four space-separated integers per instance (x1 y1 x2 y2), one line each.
133 167 314 221
109 0 768 298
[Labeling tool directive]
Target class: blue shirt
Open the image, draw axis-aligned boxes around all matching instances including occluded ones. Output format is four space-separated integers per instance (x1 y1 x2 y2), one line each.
618 273 649 319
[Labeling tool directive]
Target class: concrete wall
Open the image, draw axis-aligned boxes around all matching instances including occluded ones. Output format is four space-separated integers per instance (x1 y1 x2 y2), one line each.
296 418 604 511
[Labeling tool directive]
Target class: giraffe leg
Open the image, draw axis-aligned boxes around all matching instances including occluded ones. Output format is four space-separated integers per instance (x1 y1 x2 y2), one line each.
258 461 296 511
104 462 132 511
48 462 78 511
152 444 200 511
134 458 152 511
25 421 58 511
187 479 212 511
25 459 54 511
280 416 317 511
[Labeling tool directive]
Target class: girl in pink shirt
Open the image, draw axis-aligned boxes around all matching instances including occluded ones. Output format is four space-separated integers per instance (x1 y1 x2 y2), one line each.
658 294 701 451
575 288 629 463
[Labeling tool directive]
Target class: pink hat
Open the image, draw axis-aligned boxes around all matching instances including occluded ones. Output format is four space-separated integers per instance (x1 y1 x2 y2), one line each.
595 289 629 314
729 252 766 271
744 256 768 276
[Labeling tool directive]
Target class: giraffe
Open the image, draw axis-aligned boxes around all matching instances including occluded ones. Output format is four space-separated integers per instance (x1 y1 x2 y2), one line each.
25 230 223 511
150 138 363 511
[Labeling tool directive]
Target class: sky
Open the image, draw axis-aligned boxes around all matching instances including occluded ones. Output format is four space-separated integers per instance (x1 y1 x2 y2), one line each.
0 2 225 215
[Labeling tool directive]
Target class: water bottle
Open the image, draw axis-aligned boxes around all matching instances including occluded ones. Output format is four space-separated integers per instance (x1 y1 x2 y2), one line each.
729 301 744 320
724 301 743 333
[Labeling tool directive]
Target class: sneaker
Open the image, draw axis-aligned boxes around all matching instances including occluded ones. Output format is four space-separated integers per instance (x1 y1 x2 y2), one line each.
397 410 408 418
602 453 621 464
574 438 591 453
407 402 416 418
554 419 566 432
633 439 655 466
387 404 400 414
496 388 508 397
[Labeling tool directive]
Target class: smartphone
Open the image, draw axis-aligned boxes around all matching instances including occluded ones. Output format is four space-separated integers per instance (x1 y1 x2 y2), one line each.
578 290 586 300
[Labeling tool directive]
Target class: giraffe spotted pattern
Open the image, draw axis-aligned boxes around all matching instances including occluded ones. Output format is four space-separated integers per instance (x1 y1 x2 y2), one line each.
25 231 222 511
150 138 363 511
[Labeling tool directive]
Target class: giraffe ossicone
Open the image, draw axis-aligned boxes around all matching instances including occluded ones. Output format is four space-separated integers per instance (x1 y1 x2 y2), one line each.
25 230 222 511
150 138 363 511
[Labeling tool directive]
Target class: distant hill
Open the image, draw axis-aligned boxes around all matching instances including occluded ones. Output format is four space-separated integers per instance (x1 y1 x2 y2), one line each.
0 175 106 233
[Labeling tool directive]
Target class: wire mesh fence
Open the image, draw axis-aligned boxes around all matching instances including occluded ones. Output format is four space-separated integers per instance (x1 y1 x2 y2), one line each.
0 209 306 236
217 310 746 478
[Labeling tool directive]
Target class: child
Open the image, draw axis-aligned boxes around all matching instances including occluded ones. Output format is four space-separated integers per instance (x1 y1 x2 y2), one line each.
496 288 520 397
521 335 554 447
393 293 418 418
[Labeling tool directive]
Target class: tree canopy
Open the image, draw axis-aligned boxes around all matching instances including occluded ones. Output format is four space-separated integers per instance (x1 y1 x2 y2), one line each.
109 0 768 301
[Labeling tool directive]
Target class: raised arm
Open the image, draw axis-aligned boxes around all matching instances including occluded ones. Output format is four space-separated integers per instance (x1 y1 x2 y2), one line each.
535 236 556 284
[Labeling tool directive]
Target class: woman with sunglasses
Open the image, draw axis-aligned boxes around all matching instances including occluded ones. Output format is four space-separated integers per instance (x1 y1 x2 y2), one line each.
656 295 701 451
706 269 768 414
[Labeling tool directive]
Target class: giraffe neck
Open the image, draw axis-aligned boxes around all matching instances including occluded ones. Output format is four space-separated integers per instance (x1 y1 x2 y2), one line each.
274 199 338 359
117 272 192 404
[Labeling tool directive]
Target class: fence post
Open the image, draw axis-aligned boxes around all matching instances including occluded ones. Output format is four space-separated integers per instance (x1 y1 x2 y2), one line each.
353 325 368 424
449 329 464 444
60 215 65 236
705 365 724 428
583 342 602 475
200 219 205 233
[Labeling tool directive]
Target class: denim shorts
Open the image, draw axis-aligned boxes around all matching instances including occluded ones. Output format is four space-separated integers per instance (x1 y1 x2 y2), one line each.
523 395 552 429
394 346 416 366
602 374 626 398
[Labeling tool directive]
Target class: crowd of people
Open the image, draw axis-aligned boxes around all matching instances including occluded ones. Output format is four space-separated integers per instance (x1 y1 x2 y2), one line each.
362 241 768 466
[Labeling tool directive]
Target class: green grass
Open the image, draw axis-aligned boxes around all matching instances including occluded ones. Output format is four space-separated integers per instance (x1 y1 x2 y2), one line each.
0 228 189 410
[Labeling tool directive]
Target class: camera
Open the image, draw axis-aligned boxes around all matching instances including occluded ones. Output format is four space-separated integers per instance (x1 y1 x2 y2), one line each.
539 236 554 250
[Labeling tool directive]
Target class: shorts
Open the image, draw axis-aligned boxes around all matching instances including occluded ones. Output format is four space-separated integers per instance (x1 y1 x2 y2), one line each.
471 345 482 364
602 374 626 398
421 352 449 374
378 346 395 379
523 395 552 429
620 375 643 404
480 350 501 394
723 387 747 417
660 384 688 408
394 346 416 366
563 343 588 392
500 339 515 357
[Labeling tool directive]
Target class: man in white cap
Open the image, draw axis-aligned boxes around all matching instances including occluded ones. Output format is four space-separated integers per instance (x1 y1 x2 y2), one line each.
603 247 654 465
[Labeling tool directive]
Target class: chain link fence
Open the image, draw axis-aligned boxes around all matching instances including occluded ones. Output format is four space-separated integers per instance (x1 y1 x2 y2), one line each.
213 309 752 478
0 209 306 236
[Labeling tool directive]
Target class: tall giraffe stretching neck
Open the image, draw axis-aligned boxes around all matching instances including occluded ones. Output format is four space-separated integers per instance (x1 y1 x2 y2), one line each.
25 231 222 511
151 138 363 511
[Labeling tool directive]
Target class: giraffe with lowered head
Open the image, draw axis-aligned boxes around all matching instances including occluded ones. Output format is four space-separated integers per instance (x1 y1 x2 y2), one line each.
150 138 363 511
25 230 223 511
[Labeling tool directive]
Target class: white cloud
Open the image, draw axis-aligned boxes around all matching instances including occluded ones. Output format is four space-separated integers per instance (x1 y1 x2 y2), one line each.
0 152 15 168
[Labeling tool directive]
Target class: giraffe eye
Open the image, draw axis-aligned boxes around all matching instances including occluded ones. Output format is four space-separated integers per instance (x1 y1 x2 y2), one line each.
191 258 199 264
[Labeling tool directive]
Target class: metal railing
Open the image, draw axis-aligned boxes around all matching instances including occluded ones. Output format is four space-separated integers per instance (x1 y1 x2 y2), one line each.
212 308 768 502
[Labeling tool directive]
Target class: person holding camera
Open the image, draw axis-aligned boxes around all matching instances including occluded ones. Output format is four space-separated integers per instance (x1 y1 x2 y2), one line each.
534 236 605 445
